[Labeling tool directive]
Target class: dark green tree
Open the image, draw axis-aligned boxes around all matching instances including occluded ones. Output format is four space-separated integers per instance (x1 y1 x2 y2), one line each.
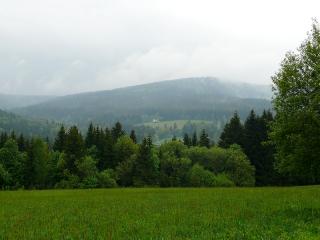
111 122 125 142
192 132 198 146
199 129 210 148
130 130 137 144
85 123 95 148
65 126 85 174
183 133 191 147
219 112 244 148
132 136 159 186
53 125 66 152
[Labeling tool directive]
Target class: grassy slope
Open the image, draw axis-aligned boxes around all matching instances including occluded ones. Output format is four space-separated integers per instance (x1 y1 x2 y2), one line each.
0 187 319 239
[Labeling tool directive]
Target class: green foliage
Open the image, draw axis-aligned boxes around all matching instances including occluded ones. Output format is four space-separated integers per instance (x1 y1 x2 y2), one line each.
133 137 159 186
0 139 25 188
97 169 118 188
159 141 191 187
271 21 320 184
65 126 85 174
188 164 216 187
0 163 10 188
213 173 235 187
185 145 255 186
219 112 244 148
114 136 138 166
53 125 66 152
199 129 211 148
28 138 50 188
116 155 136 187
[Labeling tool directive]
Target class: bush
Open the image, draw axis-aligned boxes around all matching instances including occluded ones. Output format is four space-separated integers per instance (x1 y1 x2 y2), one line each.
213 173 235 187
188 164 215 187
98 169 117 188
185 145 255 186
80 176 99 189
55 174 80 189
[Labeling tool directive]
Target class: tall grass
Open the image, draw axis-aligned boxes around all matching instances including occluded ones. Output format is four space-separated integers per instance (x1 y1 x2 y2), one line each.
0 187 319 239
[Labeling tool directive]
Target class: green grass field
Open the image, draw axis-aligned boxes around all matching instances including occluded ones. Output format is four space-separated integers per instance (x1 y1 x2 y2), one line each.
1 187 320 239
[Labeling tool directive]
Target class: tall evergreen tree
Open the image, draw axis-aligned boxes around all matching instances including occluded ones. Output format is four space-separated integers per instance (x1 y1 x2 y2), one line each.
65 126 85 174
130 130 137 144
17 134 26 152
199 129 210 148
219 112 244 148
28 138 49 188
133 136 158 186
0 132 8 148
85 123 95 148
192 132 198 146
111 122 125 142
53 125 66 152
183 133 191 147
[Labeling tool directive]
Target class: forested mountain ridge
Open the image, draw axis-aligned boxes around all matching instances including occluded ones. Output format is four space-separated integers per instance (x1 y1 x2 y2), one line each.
13 78 272 127
0 109 59 138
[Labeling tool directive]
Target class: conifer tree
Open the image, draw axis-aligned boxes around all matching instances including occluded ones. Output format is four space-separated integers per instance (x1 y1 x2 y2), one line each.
111 122 125 142
192 132 198 146
53 125 66 152
85 123 95 148
17 134 26 152
130 130 137 144
65 126 85 174
219 112 244 148
133 136 158 186
199 129 210 148
183 133 191 147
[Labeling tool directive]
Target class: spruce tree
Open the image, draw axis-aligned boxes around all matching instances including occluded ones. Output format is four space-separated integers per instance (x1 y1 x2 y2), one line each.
17 134 26 152
199 129 210 148
111 122 125 142
219 112 244 148
85 123 95 148
130 130 137 144
133 136 158 186
183 133 191 147
65 126 85 174
192 132 198 146
53 125 66 152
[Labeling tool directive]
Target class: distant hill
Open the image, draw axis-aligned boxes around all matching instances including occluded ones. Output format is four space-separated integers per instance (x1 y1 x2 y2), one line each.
13 78 272 127
0 109 59 138
0 93 56 109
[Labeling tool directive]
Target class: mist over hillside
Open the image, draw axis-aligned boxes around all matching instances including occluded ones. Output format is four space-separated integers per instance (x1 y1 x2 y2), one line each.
13 78 272 128
0 93 56 110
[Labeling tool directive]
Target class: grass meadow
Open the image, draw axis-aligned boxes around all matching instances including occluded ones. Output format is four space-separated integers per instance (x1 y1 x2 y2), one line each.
0 187 320 239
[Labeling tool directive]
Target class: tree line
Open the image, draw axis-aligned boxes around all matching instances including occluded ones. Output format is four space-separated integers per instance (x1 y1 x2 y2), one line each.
0 116 261 189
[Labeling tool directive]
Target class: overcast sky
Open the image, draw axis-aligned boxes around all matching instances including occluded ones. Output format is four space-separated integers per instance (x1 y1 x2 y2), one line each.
0 0 319 95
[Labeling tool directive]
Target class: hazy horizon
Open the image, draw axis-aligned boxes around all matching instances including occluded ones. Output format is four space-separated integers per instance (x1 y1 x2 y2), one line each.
1 0 319 95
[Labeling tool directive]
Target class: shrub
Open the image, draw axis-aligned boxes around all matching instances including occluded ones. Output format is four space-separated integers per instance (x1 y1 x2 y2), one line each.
213 173 235 187
98 169 117 188
188 164 215 187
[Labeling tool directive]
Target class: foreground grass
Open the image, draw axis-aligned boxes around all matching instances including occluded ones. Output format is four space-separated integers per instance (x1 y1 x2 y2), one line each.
0 187 320 239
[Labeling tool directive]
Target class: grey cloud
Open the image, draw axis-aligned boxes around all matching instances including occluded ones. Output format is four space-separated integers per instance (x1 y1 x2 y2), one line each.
0 0 319 95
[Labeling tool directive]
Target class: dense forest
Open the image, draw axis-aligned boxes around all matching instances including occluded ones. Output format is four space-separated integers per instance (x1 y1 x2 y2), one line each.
0 109 276 189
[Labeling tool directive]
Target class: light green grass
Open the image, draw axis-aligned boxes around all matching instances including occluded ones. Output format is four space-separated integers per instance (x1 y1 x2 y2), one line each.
1 187 320 239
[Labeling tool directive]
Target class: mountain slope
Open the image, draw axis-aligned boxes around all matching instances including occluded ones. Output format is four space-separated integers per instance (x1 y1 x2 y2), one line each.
0 93 56 109
13 78 272 127
0 109 59 138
